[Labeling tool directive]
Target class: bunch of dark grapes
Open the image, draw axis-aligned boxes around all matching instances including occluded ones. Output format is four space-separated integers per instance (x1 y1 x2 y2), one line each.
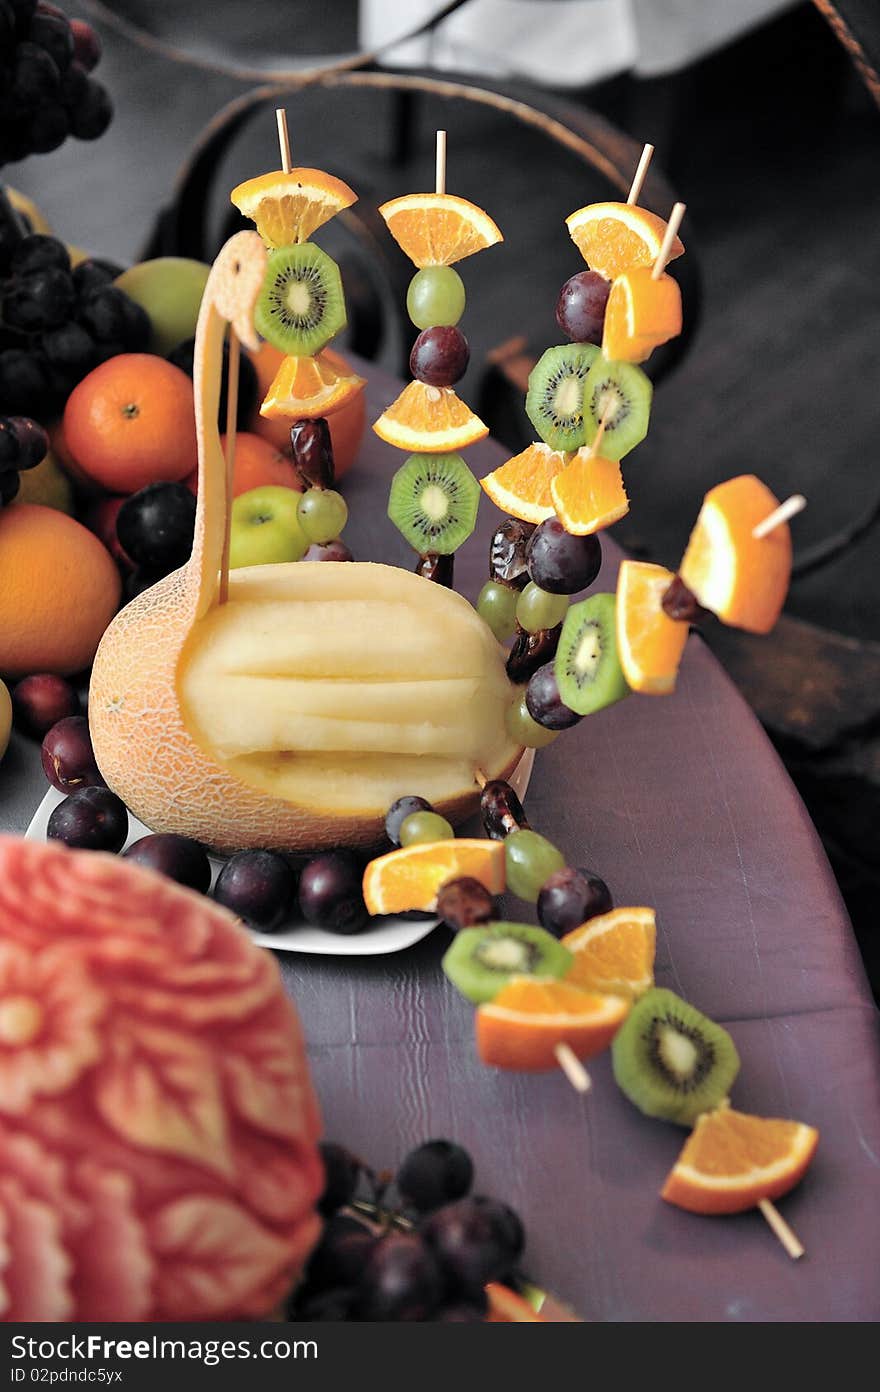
0 220 150 418
0 408 47 502
0 1 111 166
287 1138 528 1321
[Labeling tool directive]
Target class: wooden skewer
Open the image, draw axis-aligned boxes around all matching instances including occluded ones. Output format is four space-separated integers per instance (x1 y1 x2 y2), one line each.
752 494 807 539
217 329 240 606
651 202 686 280
474 767 488 790
555 1044 592 1094
758 1198 805 1260
276 107 292 174
435 129 447 195
627 142 654 205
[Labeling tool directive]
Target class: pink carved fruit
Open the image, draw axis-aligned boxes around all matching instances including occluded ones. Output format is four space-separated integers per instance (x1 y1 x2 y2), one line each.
0 835 323 1321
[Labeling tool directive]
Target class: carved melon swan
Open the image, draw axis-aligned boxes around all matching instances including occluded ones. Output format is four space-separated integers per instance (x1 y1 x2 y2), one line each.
89 233 521 853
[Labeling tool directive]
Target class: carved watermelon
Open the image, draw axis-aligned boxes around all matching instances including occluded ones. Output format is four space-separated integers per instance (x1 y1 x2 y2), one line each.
0 835 322 1321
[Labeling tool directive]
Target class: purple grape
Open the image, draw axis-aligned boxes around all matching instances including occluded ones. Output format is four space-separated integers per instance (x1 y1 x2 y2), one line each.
0 350 48 416
7 415 48 470
398 1140 474 1212
298 851 369 934
537 865 613 937
72 257 123 297
490 518 534 589
0 418 20 467
302 539 353 562
47 786 128 853
123 834 212 894
10 41 59 111
436 876 495 931
69 78 112 140
356 1232 443 1321
28 102 69 154
42 322 96 378
526 518 603 595
59 56 87 109
77 284 130 343
318 1142 361 1217
11 673 78 739
41 716 103 793
28 11 74 71
70 17 101 72
421 1195 523 1299
307 1214 375 1291
9 235 69 277
385 795 432 847
3 268 74 332
213 849 296 932
525 663 582 730
555 270 610 345
0 470 19 505
414 551 454 586
479 779 531 840
409 326 470 387
290 417 334 489
116 483 196 576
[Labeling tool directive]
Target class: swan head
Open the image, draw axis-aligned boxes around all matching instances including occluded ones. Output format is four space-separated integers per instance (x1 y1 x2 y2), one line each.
207 230 268 351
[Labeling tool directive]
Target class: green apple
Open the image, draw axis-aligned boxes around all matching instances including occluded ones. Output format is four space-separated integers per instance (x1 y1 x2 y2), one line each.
115 257 211 356
15 449 74 515
229 486 309 569
0 679 11 765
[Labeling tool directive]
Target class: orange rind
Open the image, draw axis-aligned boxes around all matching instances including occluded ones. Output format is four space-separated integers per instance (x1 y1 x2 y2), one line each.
379 192 502 267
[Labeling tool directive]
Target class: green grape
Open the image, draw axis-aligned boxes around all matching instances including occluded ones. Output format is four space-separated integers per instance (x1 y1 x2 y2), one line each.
399 810 455 846
504 830 566 903
505 692 559 749
297 488 349 545
515 583 569 634
477 581 518 642
407 267 466 330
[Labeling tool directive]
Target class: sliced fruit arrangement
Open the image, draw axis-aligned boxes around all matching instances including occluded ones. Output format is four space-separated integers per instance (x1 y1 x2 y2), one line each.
376 137 503 582
477 978 629 1072
231 130 365 562
565 200 684 281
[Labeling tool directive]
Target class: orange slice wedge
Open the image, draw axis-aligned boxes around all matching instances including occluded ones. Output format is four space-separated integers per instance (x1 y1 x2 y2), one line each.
372 380 488 452
379 192 503 267
476 977 629 1071
566 201 684 280
602 268 682 363
480 442 569 524
678 475 792 634
230 168 357 247
485 1283 545 1322
563 906 656 999
260 351 366 420
616 560 689 695
363 839 505 916
661 1105 819 1216
550 449 629 535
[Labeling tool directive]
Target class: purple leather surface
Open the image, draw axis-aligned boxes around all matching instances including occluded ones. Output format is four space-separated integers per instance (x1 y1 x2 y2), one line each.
2 369 878 1320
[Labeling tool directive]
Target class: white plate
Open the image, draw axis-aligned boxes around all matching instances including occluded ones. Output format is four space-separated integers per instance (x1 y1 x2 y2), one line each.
25 750 534 956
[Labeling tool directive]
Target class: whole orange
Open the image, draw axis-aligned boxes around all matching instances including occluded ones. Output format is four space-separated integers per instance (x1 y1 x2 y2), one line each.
0 504 121 679
183 431 302 498
247 341 366 477
63 354 198 494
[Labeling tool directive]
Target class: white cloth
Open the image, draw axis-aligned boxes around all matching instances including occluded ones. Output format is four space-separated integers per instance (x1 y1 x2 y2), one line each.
360 0 798 86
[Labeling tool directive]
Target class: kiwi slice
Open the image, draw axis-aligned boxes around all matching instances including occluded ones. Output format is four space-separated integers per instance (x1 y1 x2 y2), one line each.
582 356 652 460
612 987 741 1126
254 242 346 356
388 452 480 555
442 922 572 1005
554 592 629 716
526 343 599 451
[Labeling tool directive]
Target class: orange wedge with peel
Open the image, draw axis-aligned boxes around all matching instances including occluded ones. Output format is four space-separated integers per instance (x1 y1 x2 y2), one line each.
260 351 366 420
563 906 656 1000
373 380 488 452
363 839 505 916
485 1283 545 1322
379 192 503 267
230 168 357 247
480 442 569 524
602 268 682 363
566 201 684 280
476 977 629 1072
661 1105 819 1216
678 475 792 634
550 449 629 535
616 560 689 695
